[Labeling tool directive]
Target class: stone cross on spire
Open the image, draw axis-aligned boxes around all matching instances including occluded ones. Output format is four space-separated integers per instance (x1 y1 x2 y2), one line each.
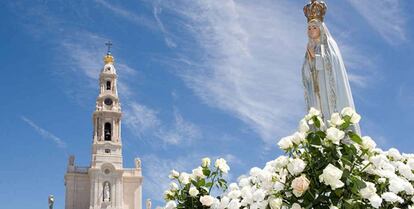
105 41 113 55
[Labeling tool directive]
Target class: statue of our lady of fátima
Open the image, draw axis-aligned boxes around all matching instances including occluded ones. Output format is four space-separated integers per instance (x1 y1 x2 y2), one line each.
302 0 360 132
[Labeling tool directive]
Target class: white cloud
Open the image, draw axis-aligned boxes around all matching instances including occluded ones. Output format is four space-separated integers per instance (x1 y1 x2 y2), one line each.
94 0 157 30
124 103 202 146
155 109 201 145
156 0 307 145
347 0 406 44
153 5 177 48
124 102 161 140
21 116 67 149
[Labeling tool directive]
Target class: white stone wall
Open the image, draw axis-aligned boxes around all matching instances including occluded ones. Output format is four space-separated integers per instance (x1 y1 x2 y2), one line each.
65 173 90 209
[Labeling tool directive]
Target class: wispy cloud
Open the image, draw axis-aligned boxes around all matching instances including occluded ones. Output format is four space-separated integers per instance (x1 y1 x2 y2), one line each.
155 0 307 145
94 0 157 30
124 102 161 140
155 108 201 145
124 104 202 146
21 116 67 149
346 0 407 44
153 4 177 48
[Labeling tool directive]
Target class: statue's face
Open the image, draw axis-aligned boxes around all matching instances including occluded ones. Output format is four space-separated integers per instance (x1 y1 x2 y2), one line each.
308 24 320 40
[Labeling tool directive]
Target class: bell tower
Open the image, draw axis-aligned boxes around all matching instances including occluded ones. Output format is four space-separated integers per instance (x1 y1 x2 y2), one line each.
91 41 123 169
64 42 143 209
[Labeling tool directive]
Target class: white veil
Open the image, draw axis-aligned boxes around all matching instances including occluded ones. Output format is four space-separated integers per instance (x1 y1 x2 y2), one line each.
302 20 360 133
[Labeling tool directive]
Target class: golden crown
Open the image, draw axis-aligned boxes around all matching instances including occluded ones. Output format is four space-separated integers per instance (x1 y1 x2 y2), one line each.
303 0 327 22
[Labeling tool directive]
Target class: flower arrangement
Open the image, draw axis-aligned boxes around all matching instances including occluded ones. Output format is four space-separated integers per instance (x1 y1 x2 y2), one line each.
162 107 414 209
164 157 230 209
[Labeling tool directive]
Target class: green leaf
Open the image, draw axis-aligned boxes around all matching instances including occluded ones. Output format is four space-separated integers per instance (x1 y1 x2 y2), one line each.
308 132 322 145
348 132 362 145
202 168 211 177
312 116 321 128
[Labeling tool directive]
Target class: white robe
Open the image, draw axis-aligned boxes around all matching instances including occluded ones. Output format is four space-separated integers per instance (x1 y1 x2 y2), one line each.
302 22 360 133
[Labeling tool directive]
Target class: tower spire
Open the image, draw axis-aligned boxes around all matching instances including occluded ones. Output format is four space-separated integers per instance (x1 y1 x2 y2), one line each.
104 41 115 64
105 41 113 55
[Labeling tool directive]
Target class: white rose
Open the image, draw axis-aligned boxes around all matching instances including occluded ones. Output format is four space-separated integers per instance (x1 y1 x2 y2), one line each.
360 182 377 199
253 189 266 201
287 159 307 176
291 132 305 145
329 206 339 209
274 156 289 169
292 203 303 209
361 136 376 151
329 113 344 127
215 158 230 173
341 107 361 124
387 148 402 160
306 107 321 120
319 164 344 189
278 136 293 150
192 166 205 179
168 169 179 179
165 200 177 209
291 175 310 197
200 195 215 206
179 172 190 184
268 197 283 209
326 127 345 145
201 157 211 167
189 186 199 197
299 119 310 133
228 189 241 199
227 199 241 209
381 192 404 204
219 196 230 209
368 194 382 208
169 182 179 191
164 190 174 200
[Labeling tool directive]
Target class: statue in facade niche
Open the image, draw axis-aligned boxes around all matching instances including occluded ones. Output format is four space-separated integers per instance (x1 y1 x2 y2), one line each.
103 182 111 202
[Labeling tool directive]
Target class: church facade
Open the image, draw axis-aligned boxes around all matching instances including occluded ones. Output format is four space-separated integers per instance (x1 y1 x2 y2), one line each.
64 50 143 209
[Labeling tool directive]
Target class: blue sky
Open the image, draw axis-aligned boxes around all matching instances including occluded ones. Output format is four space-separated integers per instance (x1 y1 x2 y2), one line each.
1 0 414 208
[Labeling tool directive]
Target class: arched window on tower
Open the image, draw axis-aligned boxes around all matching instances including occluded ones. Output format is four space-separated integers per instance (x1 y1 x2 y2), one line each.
104 123 112 141
106 81 111 90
